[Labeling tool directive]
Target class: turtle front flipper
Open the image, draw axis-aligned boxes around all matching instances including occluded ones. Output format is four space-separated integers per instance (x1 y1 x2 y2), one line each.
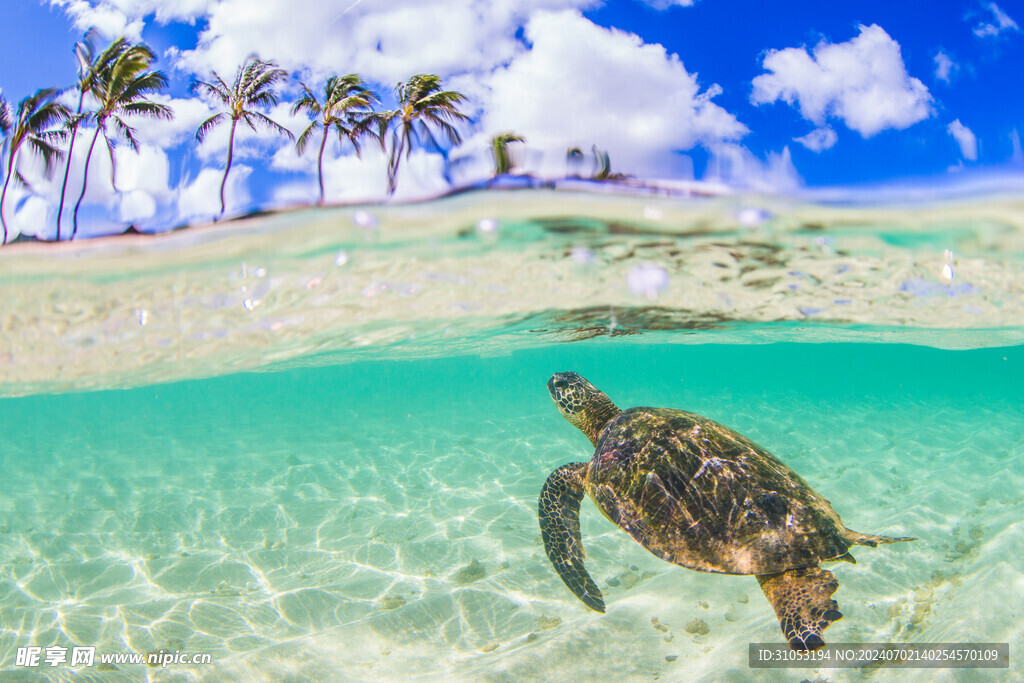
539 462 605 613
757 566 842 651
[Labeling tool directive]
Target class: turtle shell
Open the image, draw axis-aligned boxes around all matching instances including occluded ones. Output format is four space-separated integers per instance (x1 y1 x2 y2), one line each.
585 407 852 575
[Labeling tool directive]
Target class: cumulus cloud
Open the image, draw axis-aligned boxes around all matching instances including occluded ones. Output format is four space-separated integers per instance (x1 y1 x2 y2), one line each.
477 10 746 178
794 127 838 152
49 0 214 40
751 24 933 140
934 51 956 83
174 0 600 82
3 123 177 239
273 148 450 205
177 165 252 222
705 144 801 192
948 120 978 161
972 2 1020 38
131 94 217 149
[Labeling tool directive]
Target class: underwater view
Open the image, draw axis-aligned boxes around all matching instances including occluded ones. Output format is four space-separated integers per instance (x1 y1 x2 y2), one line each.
1 188 1022 681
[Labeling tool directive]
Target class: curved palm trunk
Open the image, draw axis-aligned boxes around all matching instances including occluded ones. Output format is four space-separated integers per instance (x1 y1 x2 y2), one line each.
386 126 409 197
56 90 86 241
316 125 328 206
72 126 103 240
1 152 17 244
219 120 237 217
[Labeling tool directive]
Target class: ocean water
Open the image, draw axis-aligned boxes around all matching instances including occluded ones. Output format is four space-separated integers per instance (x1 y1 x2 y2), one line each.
1 188 1022 681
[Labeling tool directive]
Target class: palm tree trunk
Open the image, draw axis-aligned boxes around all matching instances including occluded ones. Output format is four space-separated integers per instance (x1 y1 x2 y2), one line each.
317 126 328 206
72 126 103 240
2 151 18 244
56 91 86 241
219 119 237 217
387 127 408 197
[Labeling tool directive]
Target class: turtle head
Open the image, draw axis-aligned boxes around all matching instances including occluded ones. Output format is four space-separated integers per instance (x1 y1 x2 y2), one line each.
548 372 620 446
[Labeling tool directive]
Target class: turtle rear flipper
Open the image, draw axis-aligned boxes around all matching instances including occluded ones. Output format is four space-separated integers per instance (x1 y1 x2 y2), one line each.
757 566 842 651
539 462 605 613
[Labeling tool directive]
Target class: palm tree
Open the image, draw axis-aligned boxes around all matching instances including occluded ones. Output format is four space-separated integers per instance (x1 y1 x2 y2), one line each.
71 42 172 240
566 146 585 177
490 132 525 176
1 89 69 244
55 31 130 241
374 74 468 196
292 74 377 205
193 56 293 217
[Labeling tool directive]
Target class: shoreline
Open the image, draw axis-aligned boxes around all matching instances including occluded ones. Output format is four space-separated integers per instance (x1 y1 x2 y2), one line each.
7 170 1024 249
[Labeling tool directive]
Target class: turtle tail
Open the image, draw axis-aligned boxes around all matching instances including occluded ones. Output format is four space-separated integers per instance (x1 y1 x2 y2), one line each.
845 529 917 547
539 462 605 613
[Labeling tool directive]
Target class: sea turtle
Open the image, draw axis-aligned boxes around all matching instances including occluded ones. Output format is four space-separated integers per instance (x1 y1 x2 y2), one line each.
538 371 915 651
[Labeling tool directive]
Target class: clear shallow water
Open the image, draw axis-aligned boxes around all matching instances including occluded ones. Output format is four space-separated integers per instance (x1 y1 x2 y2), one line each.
1 189 1022 681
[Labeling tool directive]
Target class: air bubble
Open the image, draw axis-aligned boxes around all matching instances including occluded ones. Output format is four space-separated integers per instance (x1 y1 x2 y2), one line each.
353 210 378 229
571 246 596 265
737 207 771 227
627 264 670 300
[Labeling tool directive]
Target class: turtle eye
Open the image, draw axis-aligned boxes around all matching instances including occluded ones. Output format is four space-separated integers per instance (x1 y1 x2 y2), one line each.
553 379 568 390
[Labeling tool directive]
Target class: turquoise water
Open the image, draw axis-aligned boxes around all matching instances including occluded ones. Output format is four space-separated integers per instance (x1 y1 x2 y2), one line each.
1 189 1022 681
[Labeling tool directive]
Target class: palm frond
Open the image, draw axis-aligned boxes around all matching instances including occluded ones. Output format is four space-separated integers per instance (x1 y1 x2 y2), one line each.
192 78 231 105
244 63 287 99
26 135 66 176
110 116 140 152
196 112 227 142
122 100 173 120
16 169 34 190
115 71 169 106
295 121 321 155
74 29 101 79
102 132 121 189
291 84 322 117
243 111 294 140
0 98 12 136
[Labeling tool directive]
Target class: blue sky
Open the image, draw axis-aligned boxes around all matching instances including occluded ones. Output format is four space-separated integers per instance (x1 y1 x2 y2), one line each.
1 0 1022 239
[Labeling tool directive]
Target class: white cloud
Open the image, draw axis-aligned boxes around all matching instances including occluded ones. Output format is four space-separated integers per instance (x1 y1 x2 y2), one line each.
794 126 838 152
1011 129 1023 164
119 189 157 221
177 165 252 222
640 0 695 8
934 51 956 83
476 10 746 178
751 24 933 140
49 0 214 39
972 2 1020 38
948 119 978 161
10 195 53 241
273 148 450 205
49 0 145 40
3 123 178 239
132 94 217 149
706 144 801 192
174 0 600 82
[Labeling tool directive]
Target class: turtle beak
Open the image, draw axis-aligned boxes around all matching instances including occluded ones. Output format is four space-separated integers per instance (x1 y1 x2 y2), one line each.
547 372 573 400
